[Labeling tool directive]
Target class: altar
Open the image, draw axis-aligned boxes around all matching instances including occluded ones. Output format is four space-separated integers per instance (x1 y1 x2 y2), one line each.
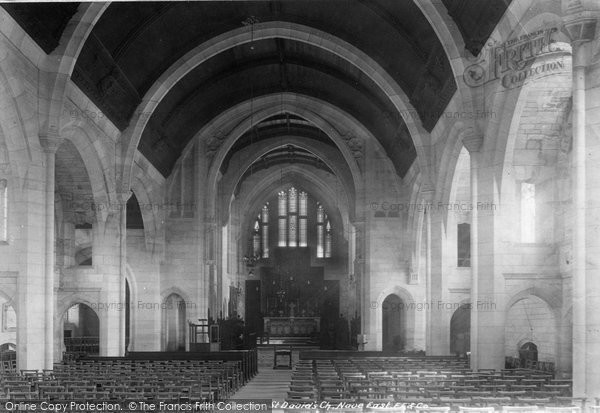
264 317 320 337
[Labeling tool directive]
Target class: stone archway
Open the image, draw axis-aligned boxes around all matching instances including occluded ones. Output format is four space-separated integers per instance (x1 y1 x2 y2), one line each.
63 303 100 356
382 294 405 353
163 293 186 352
450 304 471 356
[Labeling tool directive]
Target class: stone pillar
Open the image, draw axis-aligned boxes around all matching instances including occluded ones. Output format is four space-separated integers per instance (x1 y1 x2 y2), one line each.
205 220 218 320
95 192 129 357
469 136 504 370
572 40 588 400
464 136 480 370
421 190 434 354
352 219 367 350
195 142 209 323
118 192 130 354
428 193 450 355
15 166 47 370
564 12 599 398
463 131 504 371
40 133 61 369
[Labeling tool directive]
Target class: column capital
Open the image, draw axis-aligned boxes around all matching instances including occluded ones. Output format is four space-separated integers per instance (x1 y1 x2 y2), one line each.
462 128 483 153
117 191 133 204
420 187 435 202
39 132 63 154
350 217 366 228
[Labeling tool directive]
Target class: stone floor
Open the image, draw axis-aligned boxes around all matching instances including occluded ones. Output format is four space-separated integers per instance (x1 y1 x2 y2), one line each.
230 368 292 408
229 346 317 411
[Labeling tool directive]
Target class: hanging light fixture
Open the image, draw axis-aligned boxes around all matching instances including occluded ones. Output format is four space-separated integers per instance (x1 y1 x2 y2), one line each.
242 16 260 176
241 16 260 47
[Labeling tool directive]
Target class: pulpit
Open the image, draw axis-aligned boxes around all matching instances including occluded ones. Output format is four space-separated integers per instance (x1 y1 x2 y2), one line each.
189 319 220 351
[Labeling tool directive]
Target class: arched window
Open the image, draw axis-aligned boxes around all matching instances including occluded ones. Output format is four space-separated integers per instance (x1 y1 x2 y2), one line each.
269 188 332 257
288 187 297 247
457 223 470 267
278 187 311 249
0 179 7 242
252 219 260 256
299 191 308 247
325 220 332 258
317 203 325 258
261 203 269 258
278 191 287 247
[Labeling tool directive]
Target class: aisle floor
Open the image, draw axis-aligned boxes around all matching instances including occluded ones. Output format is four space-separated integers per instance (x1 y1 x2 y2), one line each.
230 368 292 411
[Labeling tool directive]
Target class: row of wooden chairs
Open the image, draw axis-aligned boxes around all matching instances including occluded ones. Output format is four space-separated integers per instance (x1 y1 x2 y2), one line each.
505 357 555 373
283 357 581 412
0 359 244 401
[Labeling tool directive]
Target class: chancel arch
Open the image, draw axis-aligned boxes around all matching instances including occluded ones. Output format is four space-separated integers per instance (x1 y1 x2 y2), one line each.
234 170 349 340
196 92 402 217
217 135 356 224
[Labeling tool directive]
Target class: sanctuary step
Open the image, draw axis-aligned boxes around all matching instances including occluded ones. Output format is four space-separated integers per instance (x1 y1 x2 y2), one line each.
258 337 320 346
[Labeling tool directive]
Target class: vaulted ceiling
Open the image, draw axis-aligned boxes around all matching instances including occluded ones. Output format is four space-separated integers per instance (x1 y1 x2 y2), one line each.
3 0 511 178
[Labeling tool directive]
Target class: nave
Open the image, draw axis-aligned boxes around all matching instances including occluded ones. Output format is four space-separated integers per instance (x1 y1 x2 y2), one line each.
2 0 600 409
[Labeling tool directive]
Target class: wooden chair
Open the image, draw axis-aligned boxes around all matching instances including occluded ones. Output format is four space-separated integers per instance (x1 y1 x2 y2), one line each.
286 390 316 401
415 407 450 413
458 408 495 413
517 398 551 405
501 406 541 413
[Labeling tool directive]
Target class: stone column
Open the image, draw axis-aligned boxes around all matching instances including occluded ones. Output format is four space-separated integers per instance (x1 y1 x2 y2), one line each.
468 134 504 370
564 12 599 398
428 192 450 355
95 192 129 357
15 166 47 370
195 142 209 323
118 192 130 354
39 133 61 369
347 223 358 324
421 189 434 354
352 219 366 350
464 133 483 370
205 220 218 320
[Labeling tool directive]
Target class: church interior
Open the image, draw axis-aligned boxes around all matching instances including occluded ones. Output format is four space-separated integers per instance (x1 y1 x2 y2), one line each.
1 0 600 410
